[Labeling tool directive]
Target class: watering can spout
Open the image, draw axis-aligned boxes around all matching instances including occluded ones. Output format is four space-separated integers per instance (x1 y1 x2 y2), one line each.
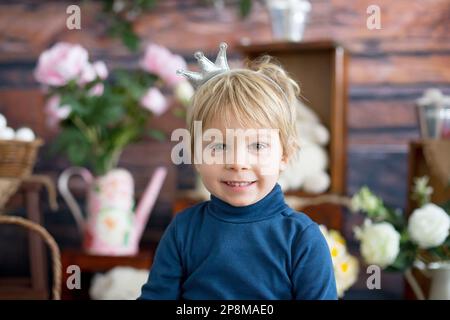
133 166 168 242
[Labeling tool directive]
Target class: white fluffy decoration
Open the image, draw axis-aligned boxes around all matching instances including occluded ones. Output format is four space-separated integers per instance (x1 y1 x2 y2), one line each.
15 127 36 141
0 114 36 142
0 114 6 129
278 100 331 193
0 127 15 140
89 266 149 300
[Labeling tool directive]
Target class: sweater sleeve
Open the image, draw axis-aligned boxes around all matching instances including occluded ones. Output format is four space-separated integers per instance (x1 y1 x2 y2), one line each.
291 223 338 300
138 216 183 300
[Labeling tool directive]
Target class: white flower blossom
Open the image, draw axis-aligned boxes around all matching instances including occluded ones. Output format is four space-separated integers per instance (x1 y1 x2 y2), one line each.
408 203 450 249
320 225 359 297
354 219 400 269
351 187 381 213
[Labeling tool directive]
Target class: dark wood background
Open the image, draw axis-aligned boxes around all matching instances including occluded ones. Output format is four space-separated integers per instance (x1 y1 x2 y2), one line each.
1 0 449 299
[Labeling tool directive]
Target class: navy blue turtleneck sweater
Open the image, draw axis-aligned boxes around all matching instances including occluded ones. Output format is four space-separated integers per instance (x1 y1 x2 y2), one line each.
139 184 337 300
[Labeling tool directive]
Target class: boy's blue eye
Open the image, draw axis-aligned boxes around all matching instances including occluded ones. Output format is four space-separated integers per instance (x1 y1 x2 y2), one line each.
212 143 226 151
250 142 268 151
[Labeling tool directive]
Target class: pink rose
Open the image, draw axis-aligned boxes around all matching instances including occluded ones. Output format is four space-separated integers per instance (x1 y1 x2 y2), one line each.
78 63 96 85
88 83 104 96
140 43 186 87
34 42 89 86
93 61 108 80
79 61 108 86
45 95 71 128
140 88 168 116
161 54 188 87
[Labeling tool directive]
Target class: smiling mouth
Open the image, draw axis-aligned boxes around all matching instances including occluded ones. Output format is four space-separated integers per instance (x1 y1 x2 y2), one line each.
222 181 257 187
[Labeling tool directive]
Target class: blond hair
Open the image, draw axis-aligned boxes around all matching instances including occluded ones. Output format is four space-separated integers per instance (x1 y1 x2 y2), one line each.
187 55 300 159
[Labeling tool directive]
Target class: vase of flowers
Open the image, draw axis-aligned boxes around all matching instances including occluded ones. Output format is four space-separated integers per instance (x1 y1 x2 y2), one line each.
35 42 192 175
351 176 450 299
35 42 193 255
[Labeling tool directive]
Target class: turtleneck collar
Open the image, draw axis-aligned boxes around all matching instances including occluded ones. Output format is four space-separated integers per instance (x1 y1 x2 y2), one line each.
207 183 290 223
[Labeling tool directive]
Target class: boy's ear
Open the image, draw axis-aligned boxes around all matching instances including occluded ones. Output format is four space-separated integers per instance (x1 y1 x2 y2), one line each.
280 153 289 172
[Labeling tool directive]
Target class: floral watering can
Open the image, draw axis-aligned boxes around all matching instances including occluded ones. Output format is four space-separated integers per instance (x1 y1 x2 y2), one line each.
412 260 450 300
58 166 167 256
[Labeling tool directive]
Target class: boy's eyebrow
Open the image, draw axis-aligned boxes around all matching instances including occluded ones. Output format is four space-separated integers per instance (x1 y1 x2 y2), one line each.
202 128 278 138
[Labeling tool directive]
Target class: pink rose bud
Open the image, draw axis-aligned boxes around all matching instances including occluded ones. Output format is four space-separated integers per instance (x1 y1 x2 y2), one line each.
88 83 104 96
161 54 188 87
93 61 108 80
78 63 96 85
140 88 168 116
45 95 71 128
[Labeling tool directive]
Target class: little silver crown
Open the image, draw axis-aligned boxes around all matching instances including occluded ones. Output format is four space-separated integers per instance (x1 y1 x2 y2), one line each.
176 42 230 89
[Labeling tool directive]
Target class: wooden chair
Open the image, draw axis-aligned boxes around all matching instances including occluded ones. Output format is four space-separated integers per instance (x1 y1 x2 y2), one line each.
0 215 61 300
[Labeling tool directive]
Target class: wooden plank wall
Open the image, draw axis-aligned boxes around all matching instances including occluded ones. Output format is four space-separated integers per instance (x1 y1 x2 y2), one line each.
0 0 449 298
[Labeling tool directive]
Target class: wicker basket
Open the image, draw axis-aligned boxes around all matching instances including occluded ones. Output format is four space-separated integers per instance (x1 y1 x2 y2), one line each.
0 139 43 178
0 139 43 210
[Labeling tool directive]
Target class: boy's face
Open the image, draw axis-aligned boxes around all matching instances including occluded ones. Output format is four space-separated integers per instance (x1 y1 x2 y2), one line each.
194 116 288 207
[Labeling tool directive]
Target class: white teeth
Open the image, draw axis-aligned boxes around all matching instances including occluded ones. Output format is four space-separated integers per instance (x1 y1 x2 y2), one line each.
225 181 253 187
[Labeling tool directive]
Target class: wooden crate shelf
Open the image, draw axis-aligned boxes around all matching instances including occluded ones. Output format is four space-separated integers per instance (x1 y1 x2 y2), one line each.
237 40 349 196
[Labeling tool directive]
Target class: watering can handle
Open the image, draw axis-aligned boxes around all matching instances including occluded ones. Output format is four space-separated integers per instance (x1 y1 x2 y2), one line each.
414 259 431 277
57 167 93 236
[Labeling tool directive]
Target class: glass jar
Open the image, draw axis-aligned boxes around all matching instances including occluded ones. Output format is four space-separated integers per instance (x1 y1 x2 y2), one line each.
417 98 450 139
266 0 312 42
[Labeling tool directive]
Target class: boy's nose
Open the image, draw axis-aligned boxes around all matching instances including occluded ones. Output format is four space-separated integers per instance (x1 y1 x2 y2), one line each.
225 161 250 171
224 148 250 171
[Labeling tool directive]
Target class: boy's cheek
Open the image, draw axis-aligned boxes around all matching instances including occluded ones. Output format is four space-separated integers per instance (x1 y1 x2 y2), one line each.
258 158 281 176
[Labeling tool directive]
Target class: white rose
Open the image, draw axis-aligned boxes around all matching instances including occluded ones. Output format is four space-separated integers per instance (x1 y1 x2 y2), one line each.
354 219 400 268
351 188 380 213
408 203 450 249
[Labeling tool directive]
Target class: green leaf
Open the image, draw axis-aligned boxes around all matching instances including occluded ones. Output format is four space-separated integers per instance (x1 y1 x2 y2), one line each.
95 103 125 126
441 200 450 214
239 0 252 18
111 126 142 149
60 94 86 115
138 0 156 10
172 107 187 119
67 141 89 166
107 18 140 52
102 0 115 12
147 129 166 141
121 23 140 52
388 244 417 271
